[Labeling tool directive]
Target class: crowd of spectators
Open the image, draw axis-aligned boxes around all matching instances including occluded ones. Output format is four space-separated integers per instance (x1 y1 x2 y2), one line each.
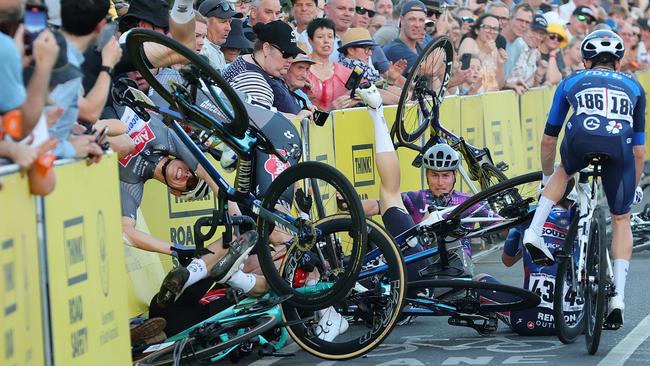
2 0 650 191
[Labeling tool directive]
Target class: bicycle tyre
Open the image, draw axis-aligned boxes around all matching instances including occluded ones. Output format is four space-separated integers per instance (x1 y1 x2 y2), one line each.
135 315 278 366
478 163 508 190
408 279 540 312
125 29 249 137
281 215 406 360
446 171 542 239
553 214 585 344
393 36 454 145
257 162 367 310
585 206 607 355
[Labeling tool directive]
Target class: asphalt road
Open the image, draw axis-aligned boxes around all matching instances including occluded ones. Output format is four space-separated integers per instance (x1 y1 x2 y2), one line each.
237 247 650 366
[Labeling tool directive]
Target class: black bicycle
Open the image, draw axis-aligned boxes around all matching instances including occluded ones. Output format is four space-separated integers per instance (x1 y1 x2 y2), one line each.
121 29 368 310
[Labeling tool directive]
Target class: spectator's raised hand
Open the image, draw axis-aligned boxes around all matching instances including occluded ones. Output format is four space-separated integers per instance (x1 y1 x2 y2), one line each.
332 95 361 110
9 143 38 171
386 59 408 81
70 134 104 165
101 37 123 69
497 48 507 65
32 30 59 72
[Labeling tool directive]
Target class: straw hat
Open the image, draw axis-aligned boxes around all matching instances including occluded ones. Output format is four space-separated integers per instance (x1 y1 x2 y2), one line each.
337 28 378 53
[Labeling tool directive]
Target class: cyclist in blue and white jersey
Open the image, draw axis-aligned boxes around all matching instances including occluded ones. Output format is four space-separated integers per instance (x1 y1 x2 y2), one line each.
523 29 647 328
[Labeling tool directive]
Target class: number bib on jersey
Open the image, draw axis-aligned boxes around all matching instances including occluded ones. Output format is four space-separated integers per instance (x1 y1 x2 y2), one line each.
575 87 634 123
528 272 555 309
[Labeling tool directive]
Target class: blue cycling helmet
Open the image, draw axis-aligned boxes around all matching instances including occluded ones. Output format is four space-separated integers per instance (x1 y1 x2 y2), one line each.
581 29 625 60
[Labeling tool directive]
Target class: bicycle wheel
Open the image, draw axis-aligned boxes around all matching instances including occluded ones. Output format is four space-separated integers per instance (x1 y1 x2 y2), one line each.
125 29 249 137
281 215 406 360
585 206 607 355
257 162 367 310
135 315 278 366
478 163 508 190
408 279 540 313
553 215 586 344
446 171 542 240
393 36 454 145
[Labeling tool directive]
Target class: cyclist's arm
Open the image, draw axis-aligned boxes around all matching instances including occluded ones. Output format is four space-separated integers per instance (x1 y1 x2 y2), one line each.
122 216 173 255
541 80 570 175
633 88 647 185
361 199 381 216
502 227 523 267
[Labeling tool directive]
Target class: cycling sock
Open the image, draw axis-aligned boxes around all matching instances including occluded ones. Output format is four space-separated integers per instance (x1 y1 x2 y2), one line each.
613 259 629 300
170 0 195 24
368 106 393 153
178 258 208 296
530 196 556 236
226 270 257 294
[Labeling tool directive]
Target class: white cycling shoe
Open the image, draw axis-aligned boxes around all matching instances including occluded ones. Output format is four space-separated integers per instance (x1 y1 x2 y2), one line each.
316 306 349 342
523 228 555 266
604 296 625 330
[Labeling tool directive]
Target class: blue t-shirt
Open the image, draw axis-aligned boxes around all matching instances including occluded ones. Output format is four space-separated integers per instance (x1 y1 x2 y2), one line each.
545 69 646 146
383 38 422 74
0 33 26 113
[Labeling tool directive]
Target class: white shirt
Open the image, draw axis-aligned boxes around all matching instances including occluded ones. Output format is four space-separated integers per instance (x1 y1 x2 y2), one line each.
200 39 227 73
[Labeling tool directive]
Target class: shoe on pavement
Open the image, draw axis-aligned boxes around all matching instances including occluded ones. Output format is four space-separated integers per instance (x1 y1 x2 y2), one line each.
210 230 257 283
155 267 190 307
523 228 554 266
130 317 167 344
604 296 624 330
317 306 349 342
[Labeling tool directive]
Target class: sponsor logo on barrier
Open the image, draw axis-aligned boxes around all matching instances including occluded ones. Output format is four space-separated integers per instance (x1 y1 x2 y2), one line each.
97 211 109 297
352 144 375 187
63 217 88 286
2 239 16 317
68 295 88 358
315 154 330 201
167 190 217 220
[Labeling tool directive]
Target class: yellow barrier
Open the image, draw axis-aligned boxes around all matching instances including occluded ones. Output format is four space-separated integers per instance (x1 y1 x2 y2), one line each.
519 88 546 172
43 156 130 365
482 91 524 177
636 72 650 152
0 168 45 366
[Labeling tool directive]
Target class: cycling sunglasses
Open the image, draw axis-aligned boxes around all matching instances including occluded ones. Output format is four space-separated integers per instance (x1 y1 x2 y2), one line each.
576 14 594 25
270 43 297 59
355 6 376 17
427 8 442 18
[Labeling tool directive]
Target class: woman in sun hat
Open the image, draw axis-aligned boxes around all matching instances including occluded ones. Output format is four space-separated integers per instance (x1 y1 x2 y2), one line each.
537 22 568 85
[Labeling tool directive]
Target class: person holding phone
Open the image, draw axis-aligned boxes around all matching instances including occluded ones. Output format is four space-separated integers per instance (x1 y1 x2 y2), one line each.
458 13 507 92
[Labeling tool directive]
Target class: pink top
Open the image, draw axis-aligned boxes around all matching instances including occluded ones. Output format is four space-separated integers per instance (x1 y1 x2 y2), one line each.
305 62 353 111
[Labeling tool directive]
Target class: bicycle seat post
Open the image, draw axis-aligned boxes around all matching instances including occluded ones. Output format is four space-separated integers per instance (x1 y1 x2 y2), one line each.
437 234 450 269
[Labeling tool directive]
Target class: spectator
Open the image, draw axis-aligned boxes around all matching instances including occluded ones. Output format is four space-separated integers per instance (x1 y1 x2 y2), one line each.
376 0 394 18
538 22 568 85
620 22 641 73
222 21 304 111
352 0 391 74
298 0 355 62
456 7 475 35
198 0 244 73
566 6 596 41
282 53 318 112
455 54 483 95
608 5 629 29
485 1 510 33
445 14 463 50
466 0 487 16
562 35 585 73
421 0 441 41
195 15 208 53
248 0 282 27
559 0 593 23
369 14 387 37
637 18 650 66
235 0 252 18
303 18 357 111
291 0 318 34
501 3 534 46
505 14 548 91
384 0 427 71
374 0 403 47
458 14 506 92
338 28 403 104
221 19 253 64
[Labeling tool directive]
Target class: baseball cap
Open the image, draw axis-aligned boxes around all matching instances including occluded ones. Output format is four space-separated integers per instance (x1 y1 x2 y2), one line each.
119 0 170 30
253 21 304 57
401 0 427 16
292 54 319 64
573 6 596 22
199 0 243 19
638 18 650 31
531 14 548 32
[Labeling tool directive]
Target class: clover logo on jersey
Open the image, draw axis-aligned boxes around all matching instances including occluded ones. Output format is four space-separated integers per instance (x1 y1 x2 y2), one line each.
606 121 622 134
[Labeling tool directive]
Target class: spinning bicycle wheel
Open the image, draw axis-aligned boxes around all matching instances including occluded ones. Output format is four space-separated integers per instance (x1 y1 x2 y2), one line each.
281 215 406 360
445 171 542 240
393 36 454 145
125 29 249 137
584 206 607 355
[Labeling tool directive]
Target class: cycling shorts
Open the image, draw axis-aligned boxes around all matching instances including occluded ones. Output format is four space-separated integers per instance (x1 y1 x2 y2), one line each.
560 119 636 215
382 206 432 283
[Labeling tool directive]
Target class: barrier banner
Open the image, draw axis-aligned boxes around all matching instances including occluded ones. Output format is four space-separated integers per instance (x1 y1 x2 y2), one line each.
482 90 523 177
458 95 484 193
637 72 650 152
43 156 130 365
0 170 45 366
519 88 546 172
386 105 423 193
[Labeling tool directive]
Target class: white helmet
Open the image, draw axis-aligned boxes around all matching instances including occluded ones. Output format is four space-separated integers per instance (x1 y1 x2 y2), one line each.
581 29 625 60
180 179 211 200
422 144 460 171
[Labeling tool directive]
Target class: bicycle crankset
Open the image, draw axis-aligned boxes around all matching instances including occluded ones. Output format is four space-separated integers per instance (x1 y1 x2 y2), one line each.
448 314 498 335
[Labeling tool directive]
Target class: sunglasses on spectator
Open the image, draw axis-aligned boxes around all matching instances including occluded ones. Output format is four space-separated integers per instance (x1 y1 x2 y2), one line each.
461 16 475 23
355 6 376 17
548 34 563 41
270 43 297 59
205 1 236 14
426 9 442 18
354 45 373 53
576 15 594 25
480 24 499 32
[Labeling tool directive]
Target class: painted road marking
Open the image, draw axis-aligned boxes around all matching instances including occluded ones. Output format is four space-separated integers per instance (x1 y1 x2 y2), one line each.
598 314 650 366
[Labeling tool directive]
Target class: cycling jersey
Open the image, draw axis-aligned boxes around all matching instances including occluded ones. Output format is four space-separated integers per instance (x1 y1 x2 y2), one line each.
482 206 583 336
401 189 495 257
545 69 646 214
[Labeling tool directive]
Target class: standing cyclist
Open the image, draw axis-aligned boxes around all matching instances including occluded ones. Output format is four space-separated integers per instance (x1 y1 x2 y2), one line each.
523 29 646 328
